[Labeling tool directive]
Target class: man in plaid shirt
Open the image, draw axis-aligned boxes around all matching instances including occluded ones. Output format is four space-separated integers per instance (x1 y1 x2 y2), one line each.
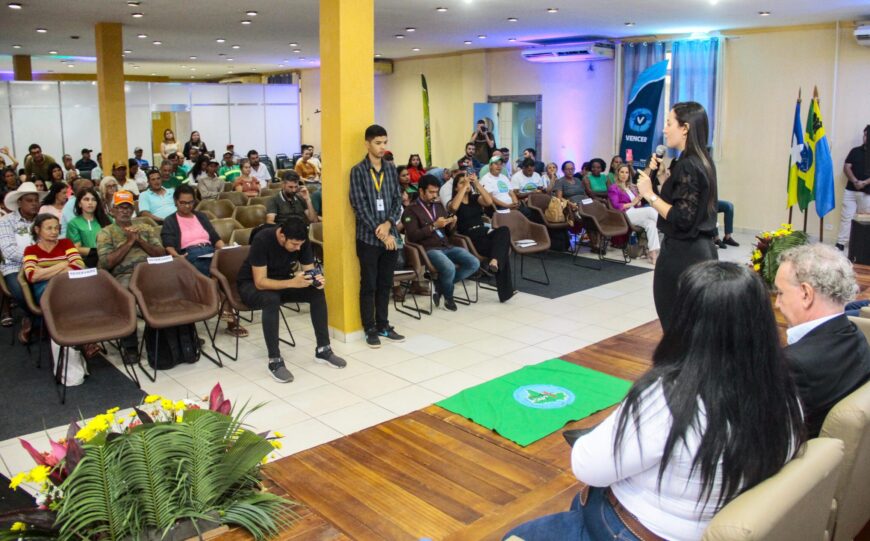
350 125 406 348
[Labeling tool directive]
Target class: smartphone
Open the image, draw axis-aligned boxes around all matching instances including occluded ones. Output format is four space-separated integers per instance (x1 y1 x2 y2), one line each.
304 265 323 288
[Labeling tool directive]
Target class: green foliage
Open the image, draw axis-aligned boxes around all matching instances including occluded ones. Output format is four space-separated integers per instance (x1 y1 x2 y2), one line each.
762 230 809 286
221 493 300 541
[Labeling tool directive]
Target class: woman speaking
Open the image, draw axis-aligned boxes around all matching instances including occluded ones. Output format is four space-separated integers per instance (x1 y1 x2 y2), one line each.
637 101 718 330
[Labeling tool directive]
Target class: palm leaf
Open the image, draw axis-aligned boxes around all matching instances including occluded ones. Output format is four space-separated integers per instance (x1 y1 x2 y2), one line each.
215 430 274 497
762 231 809 285
220 493 299 541
177 409 236 510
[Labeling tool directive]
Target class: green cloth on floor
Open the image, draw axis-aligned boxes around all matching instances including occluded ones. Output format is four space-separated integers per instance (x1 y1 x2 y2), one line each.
437 359 631 446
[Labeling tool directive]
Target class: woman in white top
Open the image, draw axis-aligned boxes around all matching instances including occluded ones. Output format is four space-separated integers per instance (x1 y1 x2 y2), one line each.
160 128 178 160
504 261 805 541
608 164 661 264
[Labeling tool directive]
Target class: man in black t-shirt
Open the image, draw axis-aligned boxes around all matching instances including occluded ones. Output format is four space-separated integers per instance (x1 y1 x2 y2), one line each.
837 125 870 251
236 218 346 383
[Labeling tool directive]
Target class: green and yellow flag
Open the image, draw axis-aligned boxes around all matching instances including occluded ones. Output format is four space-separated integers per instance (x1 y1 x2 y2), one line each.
421 74 432 168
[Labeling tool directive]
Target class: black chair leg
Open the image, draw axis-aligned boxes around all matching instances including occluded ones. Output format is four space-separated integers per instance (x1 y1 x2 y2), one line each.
137 328 159 383
210 300 241 362
278 306 296 348
53 345 67 404
197 317 223 368
519 253 550 285
394 280 423 319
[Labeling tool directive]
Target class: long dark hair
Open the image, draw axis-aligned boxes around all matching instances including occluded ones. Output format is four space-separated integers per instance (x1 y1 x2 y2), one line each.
189 155 210 179
47 163 64 182
672 101 718 215
407 154 423 169
41 181 68 206
863 124 869 173
614 261 804 510
74 187 112 227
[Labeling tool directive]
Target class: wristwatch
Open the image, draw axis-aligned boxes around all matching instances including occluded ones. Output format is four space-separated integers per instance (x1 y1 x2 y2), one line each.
647 194 658 203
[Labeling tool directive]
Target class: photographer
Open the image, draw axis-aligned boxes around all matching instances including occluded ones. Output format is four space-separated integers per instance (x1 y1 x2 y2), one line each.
470 119 496 165
237 217 346 383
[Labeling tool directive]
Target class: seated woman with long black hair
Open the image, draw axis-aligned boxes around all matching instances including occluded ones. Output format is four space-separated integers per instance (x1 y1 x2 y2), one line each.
503 261 805 541
65 187 113 268
447 170 515 303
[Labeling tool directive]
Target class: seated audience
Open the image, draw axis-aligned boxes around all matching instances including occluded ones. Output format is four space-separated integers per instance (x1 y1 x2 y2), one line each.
511 157 546 200
608 164 660 264
90 153 103 181
397 165 418 207
236 218 346 383
113 161 140 196
265 171 317 224
543 162 559 194
132 146 150 170
75 148 97 174
500 148 513 176
581 157 610 199
605 154 623 185
553 161 587 205
505 261 805 541
60 178 96 235
61 154 79 179
295 144 322 171
39 181 68 219
65 187 112 268
183 147 200 173
196 158 225 200
32 179 48 192
775 243 870 437
233 159 261 198
139 169 176 224
480 156 519 213
294 146 320 182
0 182 42 342
448 171 514 303
182 130 208 160
128 158 148 192
65 169 79 183
46 163 65 187
0 146 20 173
521 148 546 175
712 200 740 249
478 149 504 178
219 152 241 183
403 175 480 312
458 142 483 170
247 150 272 188
187 155 209 185
98 177 120 218
406 154 427 185
3 166 19 194
160 129 178 161
24 144 57 182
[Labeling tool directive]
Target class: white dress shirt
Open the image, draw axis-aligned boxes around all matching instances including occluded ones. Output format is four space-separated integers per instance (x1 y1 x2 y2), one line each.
786 313 842 345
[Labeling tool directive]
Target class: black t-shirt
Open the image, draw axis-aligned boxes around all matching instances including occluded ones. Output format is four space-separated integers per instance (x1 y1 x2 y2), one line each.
455 194 487 235
237 228 313 284
845 146 869 193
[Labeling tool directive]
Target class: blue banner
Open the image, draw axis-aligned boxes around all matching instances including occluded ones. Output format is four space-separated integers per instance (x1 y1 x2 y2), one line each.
620 60 668 169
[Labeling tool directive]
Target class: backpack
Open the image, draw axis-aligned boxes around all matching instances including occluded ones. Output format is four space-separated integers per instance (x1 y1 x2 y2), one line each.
144 324 200 369
544 197 567 223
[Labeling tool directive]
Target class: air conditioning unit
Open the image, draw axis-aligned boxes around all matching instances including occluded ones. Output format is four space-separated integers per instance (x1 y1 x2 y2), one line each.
856 25 870 47
521 42 615 63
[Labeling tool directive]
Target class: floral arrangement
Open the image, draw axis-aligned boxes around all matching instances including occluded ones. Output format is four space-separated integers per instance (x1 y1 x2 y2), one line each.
751 223 809 287
1 384 295 541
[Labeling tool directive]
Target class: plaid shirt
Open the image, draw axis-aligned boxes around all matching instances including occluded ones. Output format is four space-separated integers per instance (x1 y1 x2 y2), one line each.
349 155 403 246
0 211 34 276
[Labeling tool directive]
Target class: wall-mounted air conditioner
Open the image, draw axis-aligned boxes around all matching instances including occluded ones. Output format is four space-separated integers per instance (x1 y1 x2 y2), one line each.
521 42 615 63
855 25 870 47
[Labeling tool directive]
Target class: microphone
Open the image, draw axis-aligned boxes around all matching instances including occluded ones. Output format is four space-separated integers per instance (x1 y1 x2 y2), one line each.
643 145 667 176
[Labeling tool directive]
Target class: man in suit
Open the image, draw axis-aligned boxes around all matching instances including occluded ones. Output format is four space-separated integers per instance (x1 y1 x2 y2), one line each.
775 243 870 437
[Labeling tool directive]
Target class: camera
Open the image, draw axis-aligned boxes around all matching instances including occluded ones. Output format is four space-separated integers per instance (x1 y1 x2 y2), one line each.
304 265 323 288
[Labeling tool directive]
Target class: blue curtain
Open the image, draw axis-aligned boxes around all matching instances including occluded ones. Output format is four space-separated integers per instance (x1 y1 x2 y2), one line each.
622 42 667 149
670 38 720 146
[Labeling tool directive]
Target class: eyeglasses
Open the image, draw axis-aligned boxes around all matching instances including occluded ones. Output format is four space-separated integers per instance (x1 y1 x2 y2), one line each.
176 199 195 206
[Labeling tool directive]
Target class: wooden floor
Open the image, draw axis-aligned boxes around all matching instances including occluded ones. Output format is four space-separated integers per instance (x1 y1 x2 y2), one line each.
217 264 870 541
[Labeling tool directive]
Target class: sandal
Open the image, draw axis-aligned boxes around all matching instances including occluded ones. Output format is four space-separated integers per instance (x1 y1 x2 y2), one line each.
224 321 249 338
1 315 12 327
83 343 103 360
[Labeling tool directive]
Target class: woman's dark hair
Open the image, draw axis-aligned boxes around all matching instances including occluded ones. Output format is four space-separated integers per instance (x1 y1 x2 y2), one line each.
2 166 17 187
47 163 64 181
127 158 139 176
189 155 210 179
451 171 468 198
279 217 309 241
614 261 804 510
41 181 68 206
560 161 575 173
396 165 408 180
189 131 200 142
31 213 59 241
407 154 423 169
173 184 197 200
589 158 606 172
609 155 622 172
74 187 112 227
672 101 718 215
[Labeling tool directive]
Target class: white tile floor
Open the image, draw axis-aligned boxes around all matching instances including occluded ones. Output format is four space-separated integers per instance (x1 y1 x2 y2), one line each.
1 232 755 494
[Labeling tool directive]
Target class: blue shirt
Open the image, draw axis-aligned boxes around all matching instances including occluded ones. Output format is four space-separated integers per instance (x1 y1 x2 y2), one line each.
139 188 176 220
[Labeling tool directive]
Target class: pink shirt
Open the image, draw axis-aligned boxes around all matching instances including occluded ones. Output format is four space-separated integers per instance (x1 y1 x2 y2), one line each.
177 214 210 249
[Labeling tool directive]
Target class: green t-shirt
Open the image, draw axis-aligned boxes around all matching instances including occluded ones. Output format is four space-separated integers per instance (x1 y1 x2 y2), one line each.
162 173 188 190
219 165 241 184
66 215 111 249
588 173 608 193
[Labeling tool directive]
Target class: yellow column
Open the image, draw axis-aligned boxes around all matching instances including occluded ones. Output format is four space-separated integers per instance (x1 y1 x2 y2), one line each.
319 0 374 340
12 55 32 81
95 22 128 177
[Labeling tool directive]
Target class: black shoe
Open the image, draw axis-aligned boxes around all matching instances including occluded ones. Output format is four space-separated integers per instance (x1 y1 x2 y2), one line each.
835 243 845 251
268 358 294 383
366 331 382 349
443 297 458 312
715 239 727 249
433 293 442 308
315 346 347 369
723 236 740 247
378 326 405 342
123 347 139 365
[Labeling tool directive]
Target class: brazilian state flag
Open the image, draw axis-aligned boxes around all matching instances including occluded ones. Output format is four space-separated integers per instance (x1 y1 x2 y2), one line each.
807 90 835 218
787 98 812 210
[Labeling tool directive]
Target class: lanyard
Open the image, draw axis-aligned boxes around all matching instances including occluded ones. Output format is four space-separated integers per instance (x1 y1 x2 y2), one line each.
418 199 438 223
370 168 384 193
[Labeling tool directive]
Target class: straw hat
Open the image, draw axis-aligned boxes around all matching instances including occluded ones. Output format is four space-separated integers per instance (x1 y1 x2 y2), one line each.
3 181 47 212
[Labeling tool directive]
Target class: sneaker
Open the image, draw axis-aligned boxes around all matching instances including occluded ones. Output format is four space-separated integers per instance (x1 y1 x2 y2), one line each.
432 292 442 308
268 358 294 383
835 243 845 251
315 346 347 369
715 239 727 249
443 297 458 312
378 326 405 342
366 331 382 349
723 237 740 247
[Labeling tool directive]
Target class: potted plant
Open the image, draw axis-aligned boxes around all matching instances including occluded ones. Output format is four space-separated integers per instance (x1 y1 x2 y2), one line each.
751 223 809 288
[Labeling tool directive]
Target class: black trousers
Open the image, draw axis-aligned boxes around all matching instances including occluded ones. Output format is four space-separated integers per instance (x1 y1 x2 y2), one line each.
467 226 514 302
356 240 398 332
238 281 330 358
653 235 717 332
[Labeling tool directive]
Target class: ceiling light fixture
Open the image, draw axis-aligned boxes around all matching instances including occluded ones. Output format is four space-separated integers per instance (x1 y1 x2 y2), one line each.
507 17 517 22
245 10 257 16
152 40 162 45
546 8 558 13
150 73 156 76
216 38 225 43
12 44 21 48
463 40 472 45
406 27 416 32
436 7 447 12
758 10 771 16
218 53 226 56
189 56 197 59
292 48 301 53
251 68 257 71
231 44 240 49
36 27 47 33
228 70 234 74
8 2 22 9
478 34 486 39
375 53 382 58
289 42 298 47
624 22 635 26
508 38 517 42
127 1 140 5
412 47 420 51
67 64 74 68
49 50 58 54
132 65 140 69
240 19 251 25
395 34 404 39
190 76 195 79
137 33 147 38
131 12 143 18
227 58 234 61
181 65 187 68
123 49 132 54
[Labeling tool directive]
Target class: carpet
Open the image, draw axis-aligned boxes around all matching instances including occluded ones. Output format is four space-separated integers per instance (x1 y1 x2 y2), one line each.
0 328 146 441
436 359 631 446
502 250 651 299
0 474 34 514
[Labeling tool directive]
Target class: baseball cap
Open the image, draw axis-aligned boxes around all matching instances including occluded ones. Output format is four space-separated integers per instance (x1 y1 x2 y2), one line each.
112 160 127 170
81 148 93 154
133 146 143 152
208 158 220 165
488 155 503 164
113 191 135 207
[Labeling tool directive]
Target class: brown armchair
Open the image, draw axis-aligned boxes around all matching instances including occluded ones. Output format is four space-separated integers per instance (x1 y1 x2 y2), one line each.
132 216 159 228
128 257 221 381
229 227 253 246
196 198 235 219
574 199 631 268
232 204 267 228
403 240 478 309
218 191 249 207
492 209 551 285
309 222 324 264
248 196 272 207
393 242 432 319
527 193 569 231
211 218 243 244
17 268 46 364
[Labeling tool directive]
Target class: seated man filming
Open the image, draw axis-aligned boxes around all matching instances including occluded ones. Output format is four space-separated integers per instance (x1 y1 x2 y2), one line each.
236 217 346 383
403 175 480 312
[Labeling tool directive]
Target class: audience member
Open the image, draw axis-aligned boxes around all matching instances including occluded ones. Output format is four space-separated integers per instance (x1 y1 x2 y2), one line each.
237 218 347 382
132 146 150 169
543 162 559 194
65 168 79 184
111 161 139 196
608 164 660 264
160 128 178 160
581 158 609 199
0 181 43 341
478 149 503 178
98 177 120 218
470 119 495 165
60 178 96 236
397 165 418 207
38 181 68 219
403 175 480 311
23 213 84 300
66 187 112 268
2 167 19 197
511 157 546 200
448 171 514 302
295 144 322 171
294 146 320 182
128 158 148 192
90 153 103 181
504 261 805 541
182 130 208 160
0 146 20 173
266 171 317 225
350 124 405 348
712 200 740 249
196 159 225 200
164 154 189 188
61 154 79 179
522 148 545 175
32 178 47 192
233 159 261 198
139 169 176 224
500 147 513 177
458 142 483 170
605 155 623 185
480 156 519 212
406 154 427 185
160 185 220 273
24 144 57 182
75 148 98 174
219 152 241 183
836 124 870 251
247 150 272 188
775 243 870 437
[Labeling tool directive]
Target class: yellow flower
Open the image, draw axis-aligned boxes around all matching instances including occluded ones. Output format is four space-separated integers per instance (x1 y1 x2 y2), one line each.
754 263 761 272
752 250 762 260
76 425 96 442
9 472 28 490
160 398 175 411
129 411 137 418
144 395 162 404
29 465 50 484
106 407 120 414
10 522 26 532
174 400 186 411
273 431 284 438
260 456 268 465
270 440 283 450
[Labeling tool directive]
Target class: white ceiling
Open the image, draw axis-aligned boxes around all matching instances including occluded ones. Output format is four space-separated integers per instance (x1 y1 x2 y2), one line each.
0 0 867 79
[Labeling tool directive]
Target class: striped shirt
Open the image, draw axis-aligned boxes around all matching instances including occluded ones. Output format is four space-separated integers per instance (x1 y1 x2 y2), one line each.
349 155 403 246
0 211 34 276
23 238 84 282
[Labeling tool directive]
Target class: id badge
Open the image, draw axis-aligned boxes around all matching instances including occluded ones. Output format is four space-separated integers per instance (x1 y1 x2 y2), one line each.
376 198 385 211
435 229 445 239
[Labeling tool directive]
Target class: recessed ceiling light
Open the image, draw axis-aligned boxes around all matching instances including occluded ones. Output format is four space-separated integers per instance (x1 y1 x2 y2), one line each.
405 27 416 32
189 56 197 60
206 73 211 76
152 40 161 45
508 38 517 42
240 19 251 25
289 42 298 47
132 65 140 69
299 56 306 60
67 64 74 68
181 65 187 68
231 44 240 49
190 76 195 79
227 58 234 61
758 10 771 16
507 17 517 22
127 1 140 5
150 73 156 76
49 50 58 54
412 47 420 52
137 33 147 38
216 38 225 43
36 27 47 33
190 68 196 71
478 34 486 39
375 53 382 58
245 10 257 16
8 2 22 9
12 44 21 48
123 49 132 54
435 7 447 12
251 68 257 71
131 12 143 18
395 34 404 39
292 48 301 53
228 70 234 74
547 8 558 13
464 40 472 45
624 22 635 26
121 54 127 57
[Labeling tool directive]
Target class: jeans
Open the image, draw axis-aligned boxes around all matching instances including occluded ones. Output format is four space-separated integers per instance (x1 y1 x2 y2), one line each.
184 244 215 276
426 246 480 299
4 273 24 305
845 300 870 317
716 200 734 236
837 189 870 246
238 281 330 358
356 240 398 332
502 487 641 541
